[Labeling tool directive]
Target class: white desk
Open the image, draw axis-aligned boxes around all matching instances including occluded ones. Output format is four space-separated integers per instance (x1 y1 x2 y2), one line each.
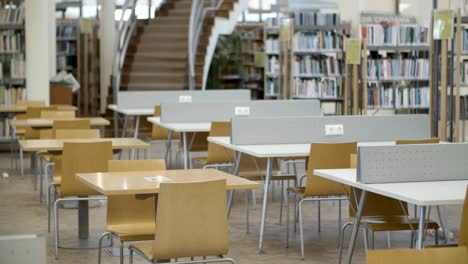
207 136 408 254
108 104 154 138
147 117 211 169
314 168 468 264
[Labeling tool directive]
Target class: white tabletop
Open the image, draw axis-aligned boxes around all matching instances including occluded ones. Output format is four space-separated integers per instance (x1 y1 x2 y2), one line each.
147 117 211 133
108 104 154 116
207 136 396 158
314 168 468 206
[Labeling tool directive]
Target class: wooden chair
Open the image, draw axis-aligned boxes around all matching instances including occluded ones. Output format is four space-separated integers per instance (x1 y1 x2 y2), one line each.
18 100 45 107
97 159 166 264
40 110 75 119
53 119 91 130
338 139 440 263
286 142 357 259
128 179 236 264
367 247 468 264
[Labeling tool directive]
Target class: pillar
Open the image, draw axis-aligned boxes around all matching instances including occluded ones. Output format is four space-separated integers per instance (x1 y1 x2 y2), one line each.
99 0 116 113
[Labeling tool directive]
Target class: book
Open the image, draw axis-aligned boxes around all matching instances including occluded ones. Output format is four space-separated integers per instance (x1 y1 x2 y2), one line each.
294 12 341 27
294 78 338 98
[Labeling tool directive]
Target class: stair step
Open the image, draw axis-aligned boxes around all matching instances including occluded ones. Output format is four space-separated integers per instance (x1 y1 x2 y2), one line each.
126 61 186 71
127 82 187 91
126 72 186 83
134 51 187 60
144 24 188 32
140 32 188 41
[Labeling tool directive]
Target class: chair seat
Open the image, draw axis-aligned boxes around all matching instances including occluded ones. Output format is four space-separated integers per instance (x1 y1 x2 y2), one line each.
130 242 154 261
288 186 306 196
192 157 208 165
359 216 440 232
108 223 155 242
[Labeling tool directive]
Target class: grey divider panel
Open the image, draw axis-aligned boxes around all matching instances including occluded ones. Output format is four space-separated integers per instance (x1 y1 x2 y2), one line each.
117 89 251 109
357 143 468 183
160 100 321 123
231 115 430 145
0 235 46 264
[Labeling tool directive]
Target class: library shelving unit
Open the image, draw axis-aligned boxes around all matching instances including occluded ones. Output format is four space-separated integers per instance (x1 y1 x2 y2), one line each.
264 17 280 99
237 22 264 99
56 20 79 76
0 3 25 140
289 11 345 115
360 13 431 115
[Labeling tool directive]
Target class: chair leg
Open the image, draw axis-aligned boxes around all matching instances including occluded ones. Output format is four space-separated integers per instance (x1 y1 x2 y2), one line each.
286 190 290 248
279 180 284 225
245 190 250 234
54 198 62 259
294 195 298 232
39 158 43 203
98 232 111 264
298 199 305 260
435 228 439 245
363 228 368 251
120 240 124 264
251 189 257 209
371 230 375 249
129 248 134 264
317 200 321 232
386 231 391 248
338 222 353 264
47 184 55 232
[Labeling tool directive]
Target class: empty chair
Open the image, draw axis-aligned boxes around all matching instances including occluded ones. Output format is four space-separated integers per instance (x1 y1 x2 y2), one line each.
287 142 357 259
53 119 91 130
40 110 75 119
18 100 46 107
128 179 236 264
97 159 166 264
367 247 468 264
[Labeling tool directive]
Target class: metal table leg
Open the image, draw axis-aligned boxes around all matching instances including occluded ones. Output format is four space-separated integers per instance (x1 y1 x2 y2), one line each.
113 112 119 138
131 116 140 159
416 206 426 249
258 157 272 254
182 132 188 169
164 130 173 166
78 200 89 240
345 190 367 264
20 146 23 176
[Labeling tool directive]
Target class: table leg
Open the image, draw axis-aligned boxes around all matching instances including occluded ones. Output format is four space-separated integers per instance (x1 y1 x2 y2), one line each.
134 116 140 139
20 146 23 176
182 132 188 169
78 200 89 240
113 112 119 138
121 115 129 137
258 157 272 254
416 206 426 249
345 190 367 264
164 130 173 166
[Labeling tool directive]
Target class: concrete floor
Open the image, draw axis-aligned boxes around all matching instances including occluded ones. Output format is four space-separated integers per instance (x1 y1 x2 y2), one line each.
0 141 464 264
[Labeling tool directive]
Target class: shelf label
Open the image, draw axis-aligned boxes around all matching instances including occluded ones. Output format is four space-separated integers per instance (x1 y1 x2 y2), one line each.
346 39 361 65
235 106 250 116
325 124 344 136
178 95 192 103
433 9 454 40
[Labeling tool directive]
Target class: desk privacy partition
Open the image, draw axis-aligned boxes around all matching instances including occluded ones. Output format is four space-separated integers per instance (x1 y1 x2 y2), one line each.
117 90 251 109
159 100 321 123
357 143 468 184
230 115 430 145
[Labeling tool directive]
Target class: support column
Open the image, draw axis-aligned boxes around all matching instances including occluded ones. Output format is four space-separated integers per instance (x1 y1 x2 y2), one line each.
48 0 56 78
99 0 116 113
25 0 50 104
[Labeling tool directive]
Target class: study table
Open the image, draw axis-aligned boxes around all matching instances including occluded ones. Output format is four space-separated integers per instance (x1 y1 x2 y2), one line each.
108 104 153 138
314 168 468 264
75 169 259 251
0 104 77 113
147 117 211 169
10 117 110 128
207 136 402 254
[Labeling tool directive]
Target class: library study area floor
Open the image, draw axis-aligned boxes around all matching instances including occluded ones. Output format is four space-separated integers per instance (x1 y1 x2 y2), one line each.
0 143 464 264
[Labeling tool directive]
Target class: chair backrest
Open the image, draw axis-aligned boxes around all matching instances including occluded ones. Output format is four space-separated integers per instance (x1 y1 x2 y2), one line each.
61 141 113 196
205 122 235 164
25 106 58 118
40 110 75 119
54 129 100 139
153 179 229 260
367 247 468 264
18 100 45 107
152 105 180 140
304 142 357 196
39 129 54 139
107 160 166 227
53 119 91 130
349 138 440 218
459 187 468 246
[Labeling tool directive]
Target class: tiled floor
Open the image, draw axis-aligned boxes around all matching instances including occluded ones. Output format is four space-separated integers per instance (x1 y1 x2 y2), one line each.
0 141 464 263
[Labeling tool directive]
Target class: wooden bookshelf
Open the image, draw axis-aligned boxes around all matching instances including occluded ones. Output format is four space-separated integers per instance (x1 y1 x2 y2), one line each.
264 18 280 99
360 13 431 115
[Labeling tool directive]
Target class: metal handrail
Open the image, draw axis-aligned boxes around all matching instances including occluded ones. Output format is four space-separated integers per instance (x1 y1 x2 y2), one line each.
188 0 226 90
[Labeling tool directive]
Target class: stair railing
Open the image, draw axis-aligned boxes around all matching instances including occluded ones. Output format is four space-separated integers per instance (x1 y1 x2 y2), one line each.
188 0 225 90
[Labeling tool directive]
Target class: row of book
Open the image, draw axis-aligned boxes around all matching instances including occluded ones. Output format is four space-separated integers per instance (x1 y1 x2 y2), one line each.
0 31 22 52
463 28 468 52
265 38 279 54
367 58 429 80
293 12 341 27
265 79 278 96
293 56 342 76
294 31 342 51
361 25 429 47
461 61 468 84
293 78 339 98
0 55 25 79
367 84 429 109
0 7 24 25
57 24 78 39
267 56 279 75
0 86 26 104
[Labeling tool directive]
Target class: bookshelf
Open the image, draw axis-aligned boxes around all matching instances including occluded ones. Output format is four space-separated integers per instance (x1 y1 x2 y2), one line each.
0 3 25 139
56 20 79 75
264 17 280 98
289 11 345 115
237 22 264 99
360 13 431 115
